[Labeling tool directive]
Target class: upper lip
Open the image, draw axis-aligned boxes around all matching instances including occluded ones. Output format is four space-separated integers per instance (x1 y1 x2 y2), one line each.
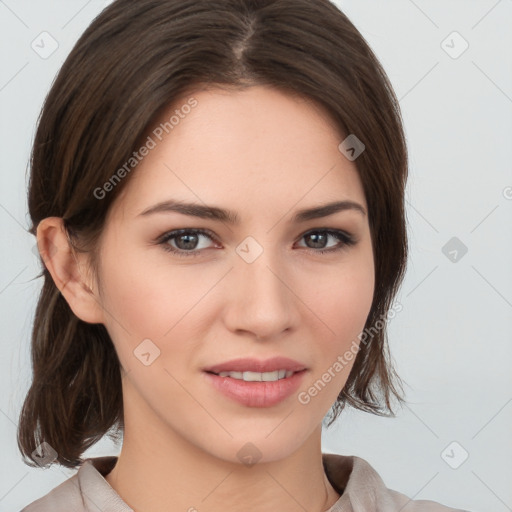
203 357 307 374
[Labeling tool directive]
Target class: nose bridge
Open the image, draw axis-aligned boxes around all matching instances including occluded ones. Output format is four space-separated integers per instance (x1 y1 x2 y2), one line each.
227 236 296 338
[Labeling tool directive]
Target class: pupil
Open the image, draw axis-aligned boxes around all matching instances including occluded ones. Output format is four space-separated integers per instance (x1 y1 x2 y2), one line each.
308 233 326 249
177 234 198 250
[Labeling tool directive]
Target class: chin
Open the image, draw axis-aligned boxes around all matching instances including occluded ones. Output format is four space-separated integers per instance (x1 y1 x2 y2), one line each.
188 422 316 466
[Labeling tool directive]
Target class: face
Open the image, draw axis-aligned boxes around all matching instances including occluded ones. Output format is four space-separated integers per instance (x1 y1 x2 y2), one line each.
92 85 374 463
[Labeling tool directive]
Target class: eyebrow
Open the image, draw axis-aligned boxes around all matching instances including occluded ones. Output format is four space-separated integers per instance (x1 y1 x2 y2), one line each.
137 199 366 224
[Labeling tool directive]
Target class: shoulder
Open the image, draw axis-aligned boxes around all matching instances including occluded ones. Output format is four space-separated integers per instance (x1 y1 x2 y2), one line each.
322 452 471 512
20 473 83 512
386 487 471 511
20 456 130 512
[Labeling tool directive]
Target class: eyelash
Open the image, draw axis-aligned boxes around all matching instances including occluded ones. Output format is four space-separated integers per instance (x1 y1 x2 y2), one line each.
155 228 357 258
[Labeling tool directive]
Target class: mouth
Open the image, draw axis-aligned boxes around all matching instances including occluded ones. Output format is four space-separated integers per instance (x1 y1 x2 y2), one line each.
201 356 308 406
202 356 308 375
202 367 308 408
204 369 307 382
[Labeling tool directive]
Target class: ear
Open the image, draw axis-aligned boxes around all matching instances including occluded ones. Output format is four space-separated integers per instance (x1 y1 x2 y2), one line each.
36 217 105 324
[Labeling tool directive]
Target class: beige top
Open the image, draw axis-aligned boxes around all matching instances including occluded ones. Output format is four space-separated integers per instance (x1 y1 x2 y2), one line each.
21 453 470 511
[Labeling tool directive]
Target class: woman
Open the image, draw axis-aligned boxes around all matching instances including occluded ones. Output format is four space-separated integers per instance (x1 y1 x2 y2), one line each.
18 0 469 510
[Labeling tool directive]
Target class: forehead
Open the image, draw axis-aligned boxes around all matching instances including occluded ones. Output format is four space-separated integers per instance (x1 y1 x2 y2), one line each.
112 85 366 220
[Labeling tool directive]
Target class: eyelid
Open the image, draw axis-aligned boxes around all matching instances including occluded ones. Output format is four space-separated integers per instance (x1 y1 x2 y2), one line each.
155 228 220 252
299 227 356 245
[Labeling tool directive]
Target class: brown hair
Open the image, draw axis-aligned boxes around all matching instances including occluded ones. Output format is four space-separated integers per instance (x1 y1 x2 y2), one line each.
18 0 408 469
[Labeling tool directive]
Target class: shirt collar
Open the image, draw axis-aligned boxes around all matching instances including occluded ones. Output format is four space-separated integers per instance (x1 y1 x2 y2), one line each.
76 453 394 512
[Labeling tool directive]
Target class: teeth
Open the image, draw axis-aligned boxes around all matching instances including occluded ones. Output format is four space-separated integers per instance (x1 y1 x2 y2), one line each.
216 370 296 381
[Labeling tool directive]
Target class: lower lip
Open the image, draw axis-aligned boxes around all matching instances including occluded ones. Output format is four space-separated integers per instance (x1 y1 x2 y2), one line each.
203 370 307 407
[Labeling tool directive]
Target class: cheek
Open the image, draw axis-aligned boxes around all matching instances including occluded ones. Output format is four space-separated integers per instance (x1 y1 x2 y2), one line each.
97 254 217 382
303 248 374 397
297 261 374 409
313 253 375 340
100 248 219 340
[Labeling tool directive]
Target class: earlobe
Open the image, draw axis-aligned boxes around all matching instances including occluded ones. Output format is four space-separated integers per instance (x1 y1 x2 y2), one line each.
36 217 105 325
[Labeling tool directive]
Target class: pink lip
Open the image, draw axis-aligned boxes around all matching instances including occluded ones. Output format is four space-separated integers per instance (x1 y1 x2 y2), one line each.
202 356 307 374
203 369 308 407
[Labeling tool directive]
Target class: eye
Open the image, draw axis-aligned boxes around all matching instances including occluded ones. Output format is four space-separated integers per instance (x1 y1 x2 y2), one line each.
155 228 356 258
296 229 356 254
156 228 219 258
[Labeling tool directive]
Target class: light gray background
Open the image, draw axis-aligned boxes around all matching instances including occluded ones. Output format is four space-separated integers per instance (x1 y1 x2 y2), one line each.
1 1 511 511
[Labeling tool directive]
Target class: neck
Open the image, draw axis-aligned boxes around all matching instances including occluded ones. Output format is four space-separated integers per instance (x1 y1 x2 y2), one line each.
105 415 340 512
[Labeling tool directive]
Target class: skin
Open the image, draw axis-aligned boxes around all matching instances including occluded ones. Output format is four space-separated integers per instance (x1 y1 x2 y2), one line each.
38 85 375 512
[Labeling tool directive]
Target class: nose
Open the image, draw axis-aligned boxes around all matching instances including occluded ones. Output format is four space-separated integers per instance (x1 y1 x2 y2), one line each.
223 246 299 341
